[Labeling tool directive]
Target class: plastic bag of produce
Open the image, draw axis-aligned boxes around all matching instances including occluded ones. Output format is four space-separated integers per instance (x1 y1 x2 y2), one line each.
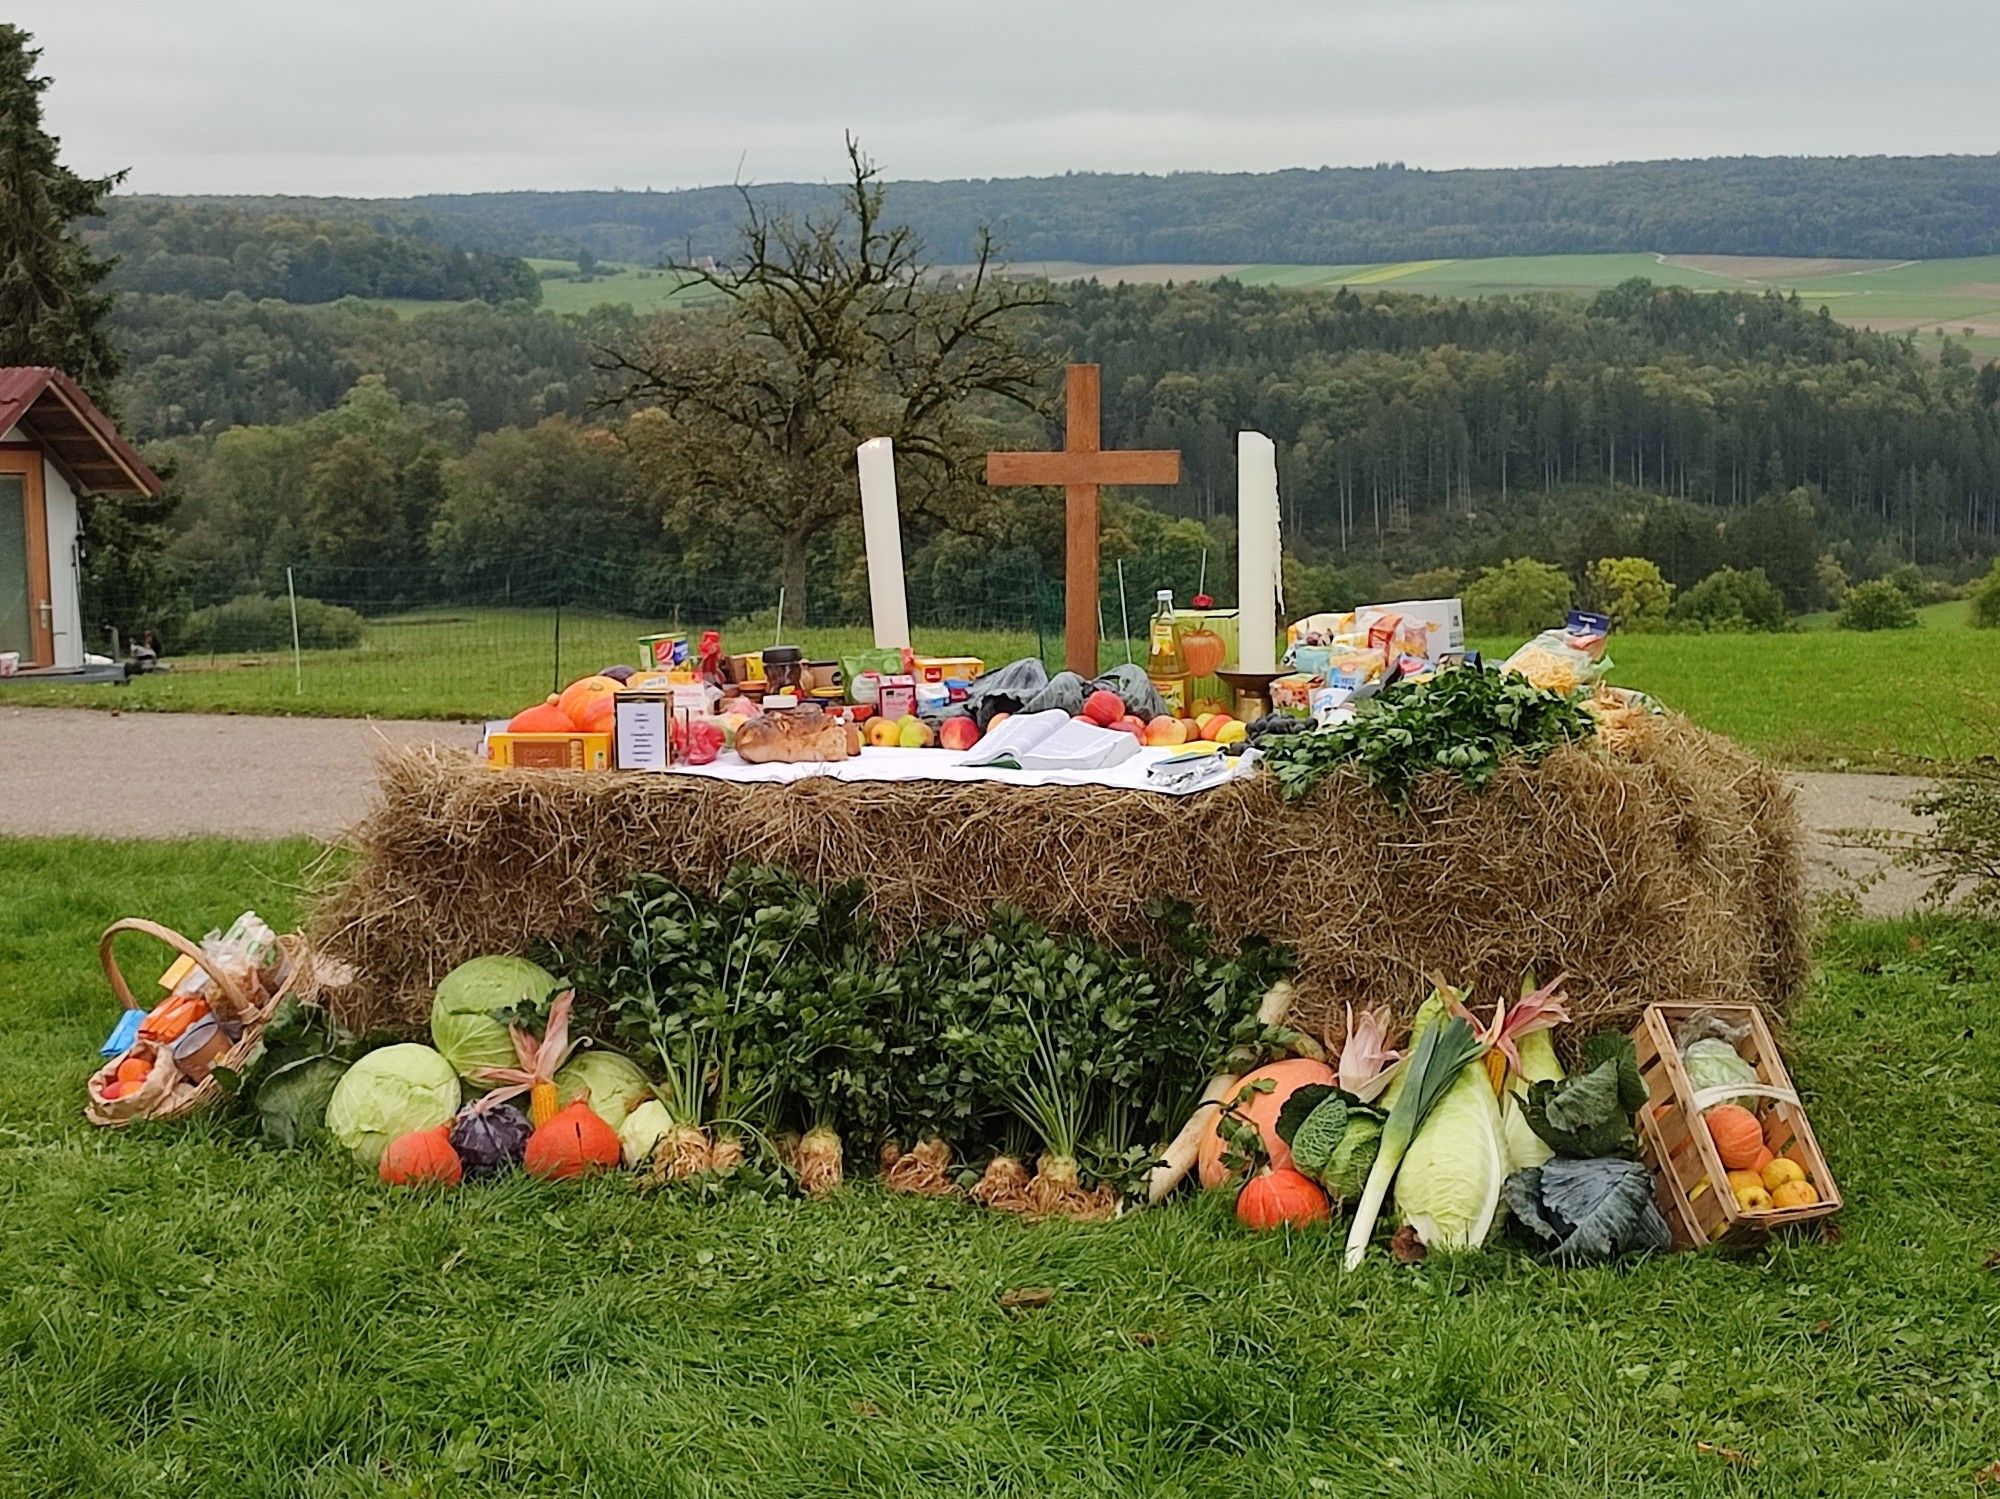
1021 671 1088 717
964 657 1050 728
1089 664 1167 723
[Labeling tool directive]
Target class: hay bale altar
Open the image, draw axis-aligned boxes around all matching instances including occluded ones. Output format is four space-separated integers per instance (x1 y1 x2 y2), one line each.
310 714 1807 1042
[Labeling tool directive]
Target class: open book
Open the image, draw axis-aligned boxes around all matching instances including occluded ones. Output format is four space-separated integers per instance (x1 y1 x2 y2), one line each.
956 708 1142 772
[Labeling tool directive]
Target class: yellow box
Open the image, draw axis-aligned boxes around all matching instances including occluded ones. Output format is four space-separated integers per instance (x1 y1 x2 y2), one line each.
912 655 983 684
487 731 612 770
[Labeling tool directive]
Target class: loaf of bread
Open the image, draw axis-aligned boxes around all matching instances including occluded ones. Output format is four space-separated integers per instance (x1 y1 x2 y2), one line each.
734 705 854 764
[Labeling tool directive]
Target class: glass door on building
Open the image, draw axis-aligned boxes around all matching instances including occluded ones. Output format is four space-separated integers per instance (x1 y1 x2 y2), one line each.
0 454 52 668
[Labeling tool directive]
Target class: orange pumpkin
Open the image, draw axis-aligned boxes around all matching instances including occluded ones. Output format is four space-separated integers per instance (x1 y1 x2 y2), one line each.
1197 1058 1337 1188
1181 626 1228 678
557 675 623 732
509 695 575 734
1236 1167 1330 1231
525 1097 622 1179
1704 1104 1764 1171
380 1125 463 1187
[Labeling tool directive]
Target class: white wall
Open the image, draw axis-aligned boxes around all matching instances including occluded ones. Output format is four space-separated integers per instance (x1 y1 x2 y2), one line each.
1 416 86 669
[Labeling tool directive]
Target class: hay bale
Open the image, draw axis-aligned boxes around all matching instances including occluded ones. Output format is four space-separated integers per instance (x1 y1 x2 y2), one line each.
308 714 1807 1044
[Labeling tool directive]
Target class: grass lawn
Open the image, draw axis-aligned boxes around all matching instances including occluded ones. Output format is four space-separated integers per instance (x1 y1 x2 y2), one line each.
8 601 1996 770
3 835 1998 1493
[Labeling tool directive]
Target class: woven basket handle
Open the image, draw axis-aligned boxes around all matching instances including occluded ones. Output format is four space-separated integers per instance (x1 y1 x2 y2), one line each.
99 917 255 1025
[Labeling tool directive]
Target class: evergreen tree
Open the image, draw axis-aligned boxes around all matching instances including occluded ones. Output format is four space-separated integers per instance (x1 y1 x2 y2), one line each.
0 24 124 401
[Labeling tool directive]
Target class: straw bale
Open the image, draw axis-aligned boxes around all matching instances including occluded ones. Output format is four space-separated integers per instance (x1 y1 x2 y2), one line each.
308 713 1807 1045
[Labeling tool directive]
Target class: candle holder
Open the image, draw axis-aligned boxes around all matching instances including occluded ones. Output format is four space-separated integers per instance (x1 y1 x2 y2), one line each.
1217 668 1283 724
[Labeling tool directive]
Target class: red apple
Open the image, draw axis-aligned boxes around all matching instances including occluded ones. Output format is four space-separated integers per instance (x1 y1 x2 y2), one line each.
938 717 981 752
1111 715 1147 738
1081 690 1127 726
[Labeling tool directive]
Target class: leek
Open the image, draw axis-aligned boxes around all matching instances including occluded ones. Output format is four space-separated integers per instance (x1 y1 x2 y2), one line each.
1342 1012 1485 1270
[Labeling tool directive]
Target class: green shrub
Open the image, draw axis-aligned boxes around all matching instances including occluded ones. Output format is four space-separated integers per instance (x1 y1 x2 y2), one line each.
1838 578 1918 631
1464 557 1572 636
1669 567 1789 632
1969 559 2000 629
1880 563 1928 606
178 594 367 654
1584 556 1673 631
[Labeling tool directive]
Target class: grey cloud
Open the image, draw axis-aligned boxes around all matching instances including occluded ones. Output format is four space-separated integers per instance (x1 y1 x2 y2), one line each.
18 0 1999 196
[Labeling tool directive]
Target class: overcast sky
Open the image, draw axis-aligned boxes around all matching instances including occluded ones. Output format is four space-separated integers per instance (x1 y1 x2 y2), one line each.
19 0 1999 197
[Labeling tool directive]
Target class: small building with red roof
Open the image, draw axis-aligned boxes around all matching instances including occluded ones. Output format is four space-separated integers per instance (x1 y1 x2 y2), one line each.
0 367 161 674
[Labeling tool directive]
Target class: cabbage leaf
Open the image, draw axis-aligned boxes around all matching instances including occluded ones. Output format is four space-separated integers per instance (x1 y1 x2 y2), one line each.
1504 1157 1671 1265
1394 1060 1506 1251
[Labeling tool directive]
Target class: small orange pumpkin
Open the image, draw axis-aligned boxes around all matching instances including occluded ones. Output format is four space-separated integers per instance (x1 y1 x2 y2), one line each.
1704 1104 1764 1171
1197 1058 1337 1188
557 675 623 732
1236 1167 1330 1231
1180 626 1228 678
524 1097 622 1179
380 1125 463 1187
508 695 575 734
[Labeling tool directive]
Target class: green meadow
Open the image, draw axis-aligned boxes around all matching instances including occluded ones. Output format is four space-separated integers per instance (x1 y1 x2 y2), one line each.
3 837 1998 1494
6 601 1993 770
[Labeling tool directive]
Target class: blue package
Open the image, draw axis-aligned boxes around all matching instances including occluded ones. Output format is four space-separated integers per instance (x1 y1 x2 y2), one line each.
100 1008 146 1058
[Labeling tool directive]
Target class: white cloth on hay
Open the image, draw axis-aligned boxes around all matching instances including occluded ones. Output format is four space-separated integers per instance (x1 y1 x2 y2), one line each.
652 745 1254 797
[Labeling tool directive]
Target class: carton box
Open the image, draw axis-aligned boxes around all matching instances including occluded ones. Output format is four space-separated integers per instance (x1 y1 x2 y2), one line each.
487 731 612 770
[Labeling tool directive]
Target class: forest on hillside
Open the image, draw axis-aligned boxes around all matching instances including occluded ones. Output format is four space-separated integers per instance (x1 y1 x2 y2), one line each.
110 274 2000 635
113 152 2000 266
85 202 541 305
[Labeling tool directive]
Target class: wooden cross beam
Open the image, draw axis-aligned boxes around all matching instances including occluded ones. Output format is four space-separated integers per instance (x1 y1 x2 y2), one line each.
986 363 1182 676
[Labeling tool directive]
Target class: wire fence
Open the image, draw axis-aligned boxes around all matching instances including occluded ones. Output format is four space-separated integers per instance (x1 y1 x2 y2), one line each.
67 548 1197 719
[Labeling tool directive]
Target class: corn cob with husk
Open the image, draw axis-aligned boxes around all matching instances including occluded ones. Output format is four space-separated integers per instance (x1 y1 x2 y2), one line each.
473 991 580 1123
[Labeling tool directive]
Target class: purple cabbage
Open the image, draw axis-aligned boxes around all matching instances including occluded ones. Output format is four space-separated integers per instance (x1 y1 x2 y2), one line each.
449 1100 533 1178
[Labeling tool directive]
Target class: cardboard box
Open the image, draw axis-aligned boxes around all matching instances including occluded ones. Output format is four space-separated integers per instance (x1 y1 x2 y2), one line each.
638 632 689 670
912 655 983 684
487 731 612 770
876 673 917 721
1365 597 1465 656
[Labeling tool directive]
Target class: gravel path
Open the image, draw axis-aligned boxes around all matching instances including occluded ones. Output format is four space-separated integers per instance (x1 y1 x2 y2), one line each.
0 707 1941 914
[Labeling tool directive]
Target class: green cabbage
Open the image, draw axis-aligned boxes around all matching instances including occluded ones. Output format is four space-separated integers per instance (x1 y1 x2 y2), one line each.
1289 1093 1384 1202
325 1044 462 1168
431 955 559 1084
555 1050 653 1130
1394 1061 1506 1252
1682 1037 1759 1105
618 1099 676 1168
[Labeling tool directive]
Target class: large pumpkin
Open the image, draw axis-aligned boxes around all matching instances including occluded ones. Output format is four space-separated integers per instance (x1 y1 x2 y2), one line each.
1181 626 1228 678
508 695 574 734
557 675 623 733
1197 1057 1337 1188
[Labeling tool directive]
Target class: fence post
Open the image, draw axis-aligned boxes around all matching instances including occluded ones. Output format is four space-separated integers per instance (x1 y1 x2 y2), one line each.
552 591 563 697
286 566 303 695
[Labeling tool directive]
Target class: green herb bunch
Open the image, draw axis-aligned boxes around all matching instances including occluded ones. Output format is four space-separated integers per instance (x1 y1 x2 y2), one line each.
1261 666 1599 806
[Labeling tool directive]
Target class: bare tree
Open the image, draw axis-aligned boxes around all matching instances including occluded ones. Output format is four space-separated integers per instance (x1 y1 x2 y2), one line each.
598 136 1057 615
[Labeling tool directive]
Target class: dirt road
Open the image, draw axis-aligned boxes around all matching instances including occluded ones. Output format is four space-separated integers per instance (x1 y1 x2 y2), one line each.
0 707 1941 914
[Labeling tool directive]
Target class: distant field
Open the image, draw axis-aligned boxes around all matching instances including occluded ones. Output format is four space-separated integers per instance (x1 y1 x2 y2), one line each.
1026 253 2000 358
353 251 2000 354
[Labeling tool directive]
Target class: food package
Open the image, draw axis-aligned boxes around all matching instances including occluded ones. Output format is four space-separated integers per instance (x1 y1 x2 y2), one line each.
1502 631 1610 695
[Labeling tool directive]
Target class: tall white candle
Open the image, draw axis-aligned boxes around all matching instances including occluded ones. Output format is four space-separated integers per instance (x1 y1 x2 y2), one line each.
855 437 911 650
1237 431 1282 673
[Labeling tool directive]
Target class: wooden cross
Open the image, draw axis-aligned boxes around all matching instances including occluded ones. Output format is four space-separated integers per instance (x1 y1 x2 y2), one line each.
986 363 1182 676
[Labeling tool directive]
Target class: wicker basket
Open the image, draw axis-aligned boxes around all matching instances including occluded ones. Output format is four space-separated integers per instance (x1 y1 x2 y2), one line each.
85 917 304 1128
1632 1001 1841 1248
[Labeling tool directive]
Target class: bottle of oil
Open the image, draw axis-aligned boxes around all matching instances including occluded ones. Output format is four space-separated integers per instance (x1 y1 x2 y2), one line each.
1147 589 1189 717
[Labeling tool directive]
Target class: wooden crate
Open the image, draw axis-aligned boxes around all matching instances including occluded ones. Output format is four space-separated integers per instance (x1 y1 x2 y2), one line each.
1631 1002 1840 1248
